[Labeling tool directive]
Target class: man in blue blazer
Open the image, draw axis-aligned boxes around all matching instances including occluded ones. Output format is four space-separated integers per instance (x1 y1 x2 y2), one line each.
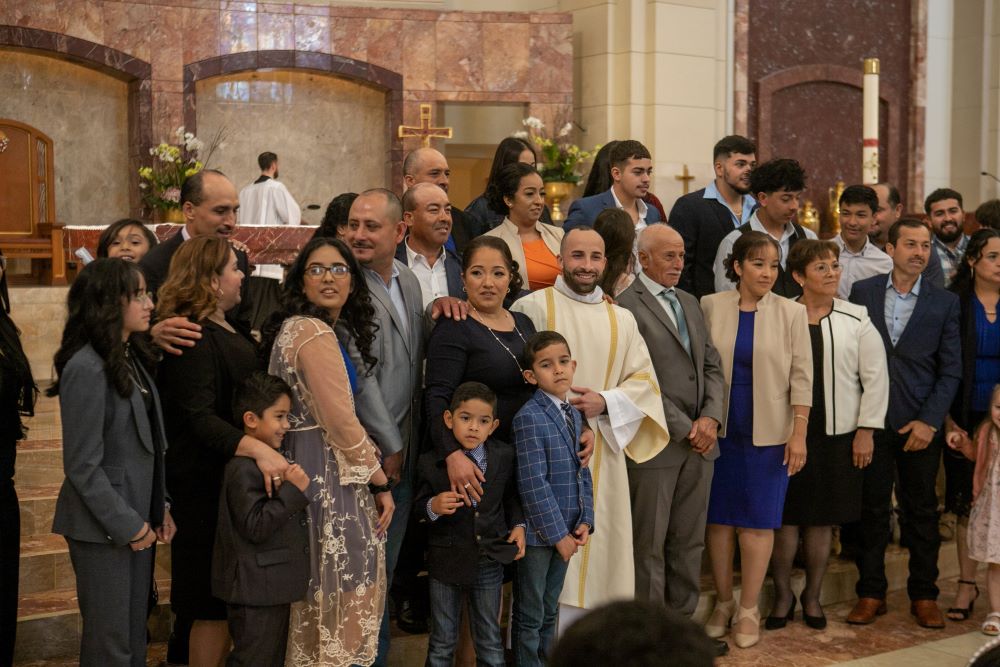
395 182 464 306
847 218 961 629
563 140 661 231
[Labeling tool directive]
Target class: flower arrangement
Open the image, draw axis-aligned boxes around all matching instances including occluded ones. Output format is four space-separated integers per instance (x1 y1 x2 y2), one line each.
514 117 599 184
138 126 225 213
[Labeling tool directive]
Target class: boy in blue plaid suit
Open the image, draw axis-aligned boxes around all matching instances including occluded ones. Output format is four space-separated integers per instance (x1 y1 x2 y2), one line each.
512 331 595 667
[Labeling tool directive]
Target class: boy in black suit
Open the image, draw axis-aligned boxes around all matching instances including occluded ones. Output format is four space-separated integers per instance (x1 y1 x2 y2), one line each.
212 373 310 667
415 382 526 667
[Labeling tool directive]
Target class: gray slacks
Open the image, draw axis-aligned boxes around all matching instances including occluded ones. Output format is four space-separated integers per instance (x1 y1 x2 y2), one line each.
67 536 153 667
628 451 714 616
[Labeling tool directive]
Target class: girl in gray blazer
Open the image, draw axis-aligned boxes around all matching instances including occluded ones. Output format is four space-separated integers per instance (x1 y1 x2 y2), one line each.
49 259 174 667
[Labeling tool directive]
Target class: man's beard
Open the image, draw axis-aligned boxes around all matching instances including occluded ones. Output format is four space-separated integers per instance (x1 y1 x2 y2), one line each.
563 269 601 294
726 173 750 195
936 224 962 244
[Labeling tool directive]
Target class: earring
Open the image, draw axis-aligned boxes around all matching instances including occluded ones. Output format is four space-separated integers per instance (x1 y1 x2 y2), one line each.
217 287 224 298
462 284 467 294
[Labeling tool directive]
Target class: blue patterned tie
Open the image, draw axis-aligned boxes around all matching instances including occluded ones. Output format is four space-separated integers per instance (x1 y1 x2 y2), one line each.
661 288 691 356
561 402 577 445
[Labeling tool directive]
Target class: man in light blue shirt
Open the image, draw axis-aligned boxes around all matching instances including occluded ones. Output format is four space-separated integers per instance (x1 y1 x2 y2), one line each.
884 273 920 346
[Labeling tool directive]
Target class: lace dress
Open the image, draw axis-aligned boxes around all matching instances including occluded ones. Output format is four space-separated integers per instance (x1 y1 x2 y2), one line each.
269 316 385 667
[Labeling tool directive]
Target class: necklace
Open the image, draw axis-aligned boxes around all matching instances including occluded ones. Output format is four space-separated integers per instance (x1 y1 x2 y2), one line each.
471 305 528 377
124 344 150 396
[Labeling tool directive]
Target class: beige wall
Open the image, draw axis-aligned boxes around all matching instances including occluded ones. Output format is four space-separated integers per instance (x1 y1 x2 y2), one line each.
0 50 130 226
195 69 388 225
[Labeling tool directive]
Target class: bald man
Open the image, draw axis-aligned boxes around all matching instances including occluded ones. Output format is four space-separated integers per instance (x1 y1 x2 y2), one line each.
403 147 474 254
615 225 726 653
395 182 463 307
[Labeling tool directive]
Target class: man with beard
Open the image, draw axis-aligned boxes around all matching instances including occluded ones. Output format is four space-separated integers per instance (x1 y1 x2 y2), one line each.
564 140 662 232
847 218 961 628
713 158 817 297
402 147 475 253
669 135 758 298
926 188 970 287
511 227 669 630
395 182 463 307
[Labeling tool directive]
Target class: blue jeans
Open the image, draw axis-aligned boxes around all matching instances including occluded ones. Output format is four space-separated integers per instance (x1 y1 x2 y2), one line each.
513 545 569 667
374 475 412 666
425 558 504 667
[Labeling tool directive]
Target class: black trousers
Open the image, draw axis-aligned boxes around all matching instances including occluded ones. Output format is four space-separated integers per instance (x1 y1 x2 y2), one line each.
226 603 290 667
855 429 942 601
0 481 18 667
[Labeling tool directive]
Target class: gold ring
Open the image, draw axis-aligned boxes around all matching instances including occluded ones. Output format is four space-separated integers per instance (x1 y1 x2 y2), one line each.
463 483 471 489
271 475 282 481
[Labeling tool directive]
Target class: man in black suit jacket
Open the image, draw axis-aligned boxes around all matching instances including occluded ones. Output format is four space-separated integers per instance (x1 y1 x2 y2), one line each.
141 169 255 349
668 135 757 298
403 147 474 253
847 218 961 629
396 182 464 307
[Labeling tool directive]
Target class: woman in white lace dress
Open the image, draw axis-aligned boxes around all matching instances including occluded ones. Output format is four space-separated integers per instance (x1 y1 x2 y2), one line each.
259 237 395 666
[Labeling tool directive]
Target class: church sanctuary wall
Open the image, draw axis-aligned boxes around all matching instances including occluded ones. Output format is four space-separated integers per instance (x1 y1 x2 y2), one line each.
0 2 572 197
196 70 387 224
737 0 926 221
0 49 130 226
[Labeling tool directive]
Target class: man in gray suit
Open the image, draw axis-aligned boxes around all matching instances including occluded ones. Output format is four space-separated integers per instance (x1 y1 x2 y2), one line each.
616 224 727 654
349 188 427 664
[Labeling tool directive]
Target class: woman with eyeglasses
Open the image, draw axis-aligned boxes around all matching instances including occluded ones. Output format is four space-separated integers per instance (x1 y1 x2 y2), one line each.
156 237 287 666
49 259 172 666
259 237 394 667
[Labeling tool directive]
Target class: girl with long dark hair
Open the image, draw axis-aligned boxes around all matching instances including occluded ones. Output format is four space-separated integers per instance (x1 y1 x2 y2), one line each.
49 258 172 667
465 137 553 235
260 237 394 667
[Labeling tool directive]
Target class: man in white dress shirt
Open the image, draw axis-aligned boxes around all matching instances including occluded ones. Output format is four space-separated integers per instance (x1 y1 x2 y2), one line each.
238 152 301 227
833 185 893 298
396 182 463 307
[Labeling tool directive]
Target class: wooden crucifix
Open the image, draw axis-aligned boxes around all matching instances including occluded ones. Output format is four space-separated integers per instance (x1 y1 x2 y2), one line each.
674 164 695 195
398 104 453 148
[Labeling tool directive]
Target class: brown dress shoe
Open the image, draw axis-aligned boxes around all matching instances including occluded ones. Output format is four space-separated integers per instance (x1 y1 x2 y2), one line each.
847 597 887 624
911 600 945 628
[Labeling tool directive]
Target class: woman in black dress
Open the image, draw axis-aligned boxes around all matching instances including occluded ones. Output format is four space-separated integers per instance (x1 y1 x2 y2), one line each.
0 249 36 666
768 240 888 630
424 236 538 499
156 237 288 666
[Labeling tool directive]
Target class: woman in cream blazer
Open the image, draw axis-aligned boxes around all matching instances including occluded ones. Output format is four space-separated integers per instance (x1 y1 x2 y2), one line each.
699 231 812 650
484 162 563 290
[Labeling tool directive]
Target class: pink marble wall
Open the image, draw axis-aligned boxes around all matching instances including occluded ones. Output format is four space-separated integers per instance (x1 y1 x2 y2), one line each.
0 1 574 192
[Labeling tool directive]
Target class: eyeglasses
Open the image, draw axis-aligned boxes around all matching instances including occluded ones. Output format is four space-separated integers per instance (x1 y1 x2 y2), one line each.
131 291 153 304
304 264 351 280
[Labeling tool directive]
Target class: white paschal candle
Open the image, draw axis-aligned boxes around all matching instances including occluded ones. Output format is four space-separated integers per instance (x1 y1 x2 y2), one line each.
862 58 880 184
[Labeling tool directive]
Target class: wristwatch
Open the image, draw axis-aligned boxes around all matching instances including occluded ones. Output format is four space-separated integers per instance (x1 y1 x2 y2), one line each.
368 479 394 495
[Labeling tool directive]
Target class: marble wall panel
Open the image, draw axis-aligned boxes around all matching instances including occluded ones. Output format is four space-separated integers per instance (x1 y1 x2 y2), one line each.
102 1 153 62
0 50 129 227
746 0 915 207
258 11 295 50
295 13 330 52
435 18 483 91
182 7 221 64
195 69 389 217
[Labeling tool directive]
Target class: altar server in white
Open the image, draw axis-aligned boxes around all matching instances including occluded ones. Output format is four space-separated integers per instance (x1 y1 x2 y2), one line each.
238 151 301 227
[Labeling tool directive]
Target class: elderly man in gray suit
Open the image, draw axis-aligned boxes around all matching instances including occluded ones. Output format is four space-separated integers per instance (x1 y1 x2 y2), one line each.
616 224 727 654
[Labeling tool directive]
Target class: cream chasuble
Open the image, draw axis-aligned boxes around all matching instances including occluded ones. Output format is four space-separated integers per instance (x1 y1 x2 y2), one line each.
512 281 669 609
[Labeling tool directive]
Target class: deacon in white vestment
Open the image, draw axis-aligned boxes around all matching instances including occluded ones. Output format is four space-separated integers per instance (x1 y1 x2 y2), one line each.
238 152 301 281
512 227 669 619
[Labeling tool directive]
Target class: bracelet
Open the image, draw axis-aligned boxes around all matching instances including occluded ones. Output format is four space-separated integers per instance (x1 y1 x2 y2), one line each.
129 526 151 544
368 479 394 495
793 415 809 423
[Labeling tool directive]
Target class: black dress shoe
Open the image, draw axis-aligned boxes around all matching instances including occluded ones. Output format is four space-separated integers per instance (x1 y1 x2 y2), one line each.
395 599 429 634
765 597 796 630
712 639 729 656
801 596 827 629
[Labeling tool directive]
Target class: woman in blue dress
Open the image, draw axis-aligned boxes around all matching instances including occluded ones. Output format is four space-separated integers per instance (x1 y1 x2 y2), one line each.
700 231 813 649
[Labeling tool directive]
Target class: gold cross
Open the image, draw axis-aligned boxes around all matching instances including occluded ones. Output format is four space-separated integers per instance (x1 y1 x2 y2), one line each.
674 164 695 195
398 104 453 148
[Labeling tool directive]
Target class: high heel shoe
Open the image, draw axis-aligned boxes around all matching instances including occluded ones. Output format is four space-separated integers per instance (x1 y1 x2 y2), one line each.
705 598 736 638
732 605 761 649
947 579 980 621
764 597 795 630
800 596 827 630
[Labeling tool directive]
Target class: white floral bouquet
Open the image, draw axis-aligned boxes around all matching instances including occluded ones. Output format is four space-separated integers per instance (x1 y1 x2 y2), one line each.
138 126 224 213
514 117 599 184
